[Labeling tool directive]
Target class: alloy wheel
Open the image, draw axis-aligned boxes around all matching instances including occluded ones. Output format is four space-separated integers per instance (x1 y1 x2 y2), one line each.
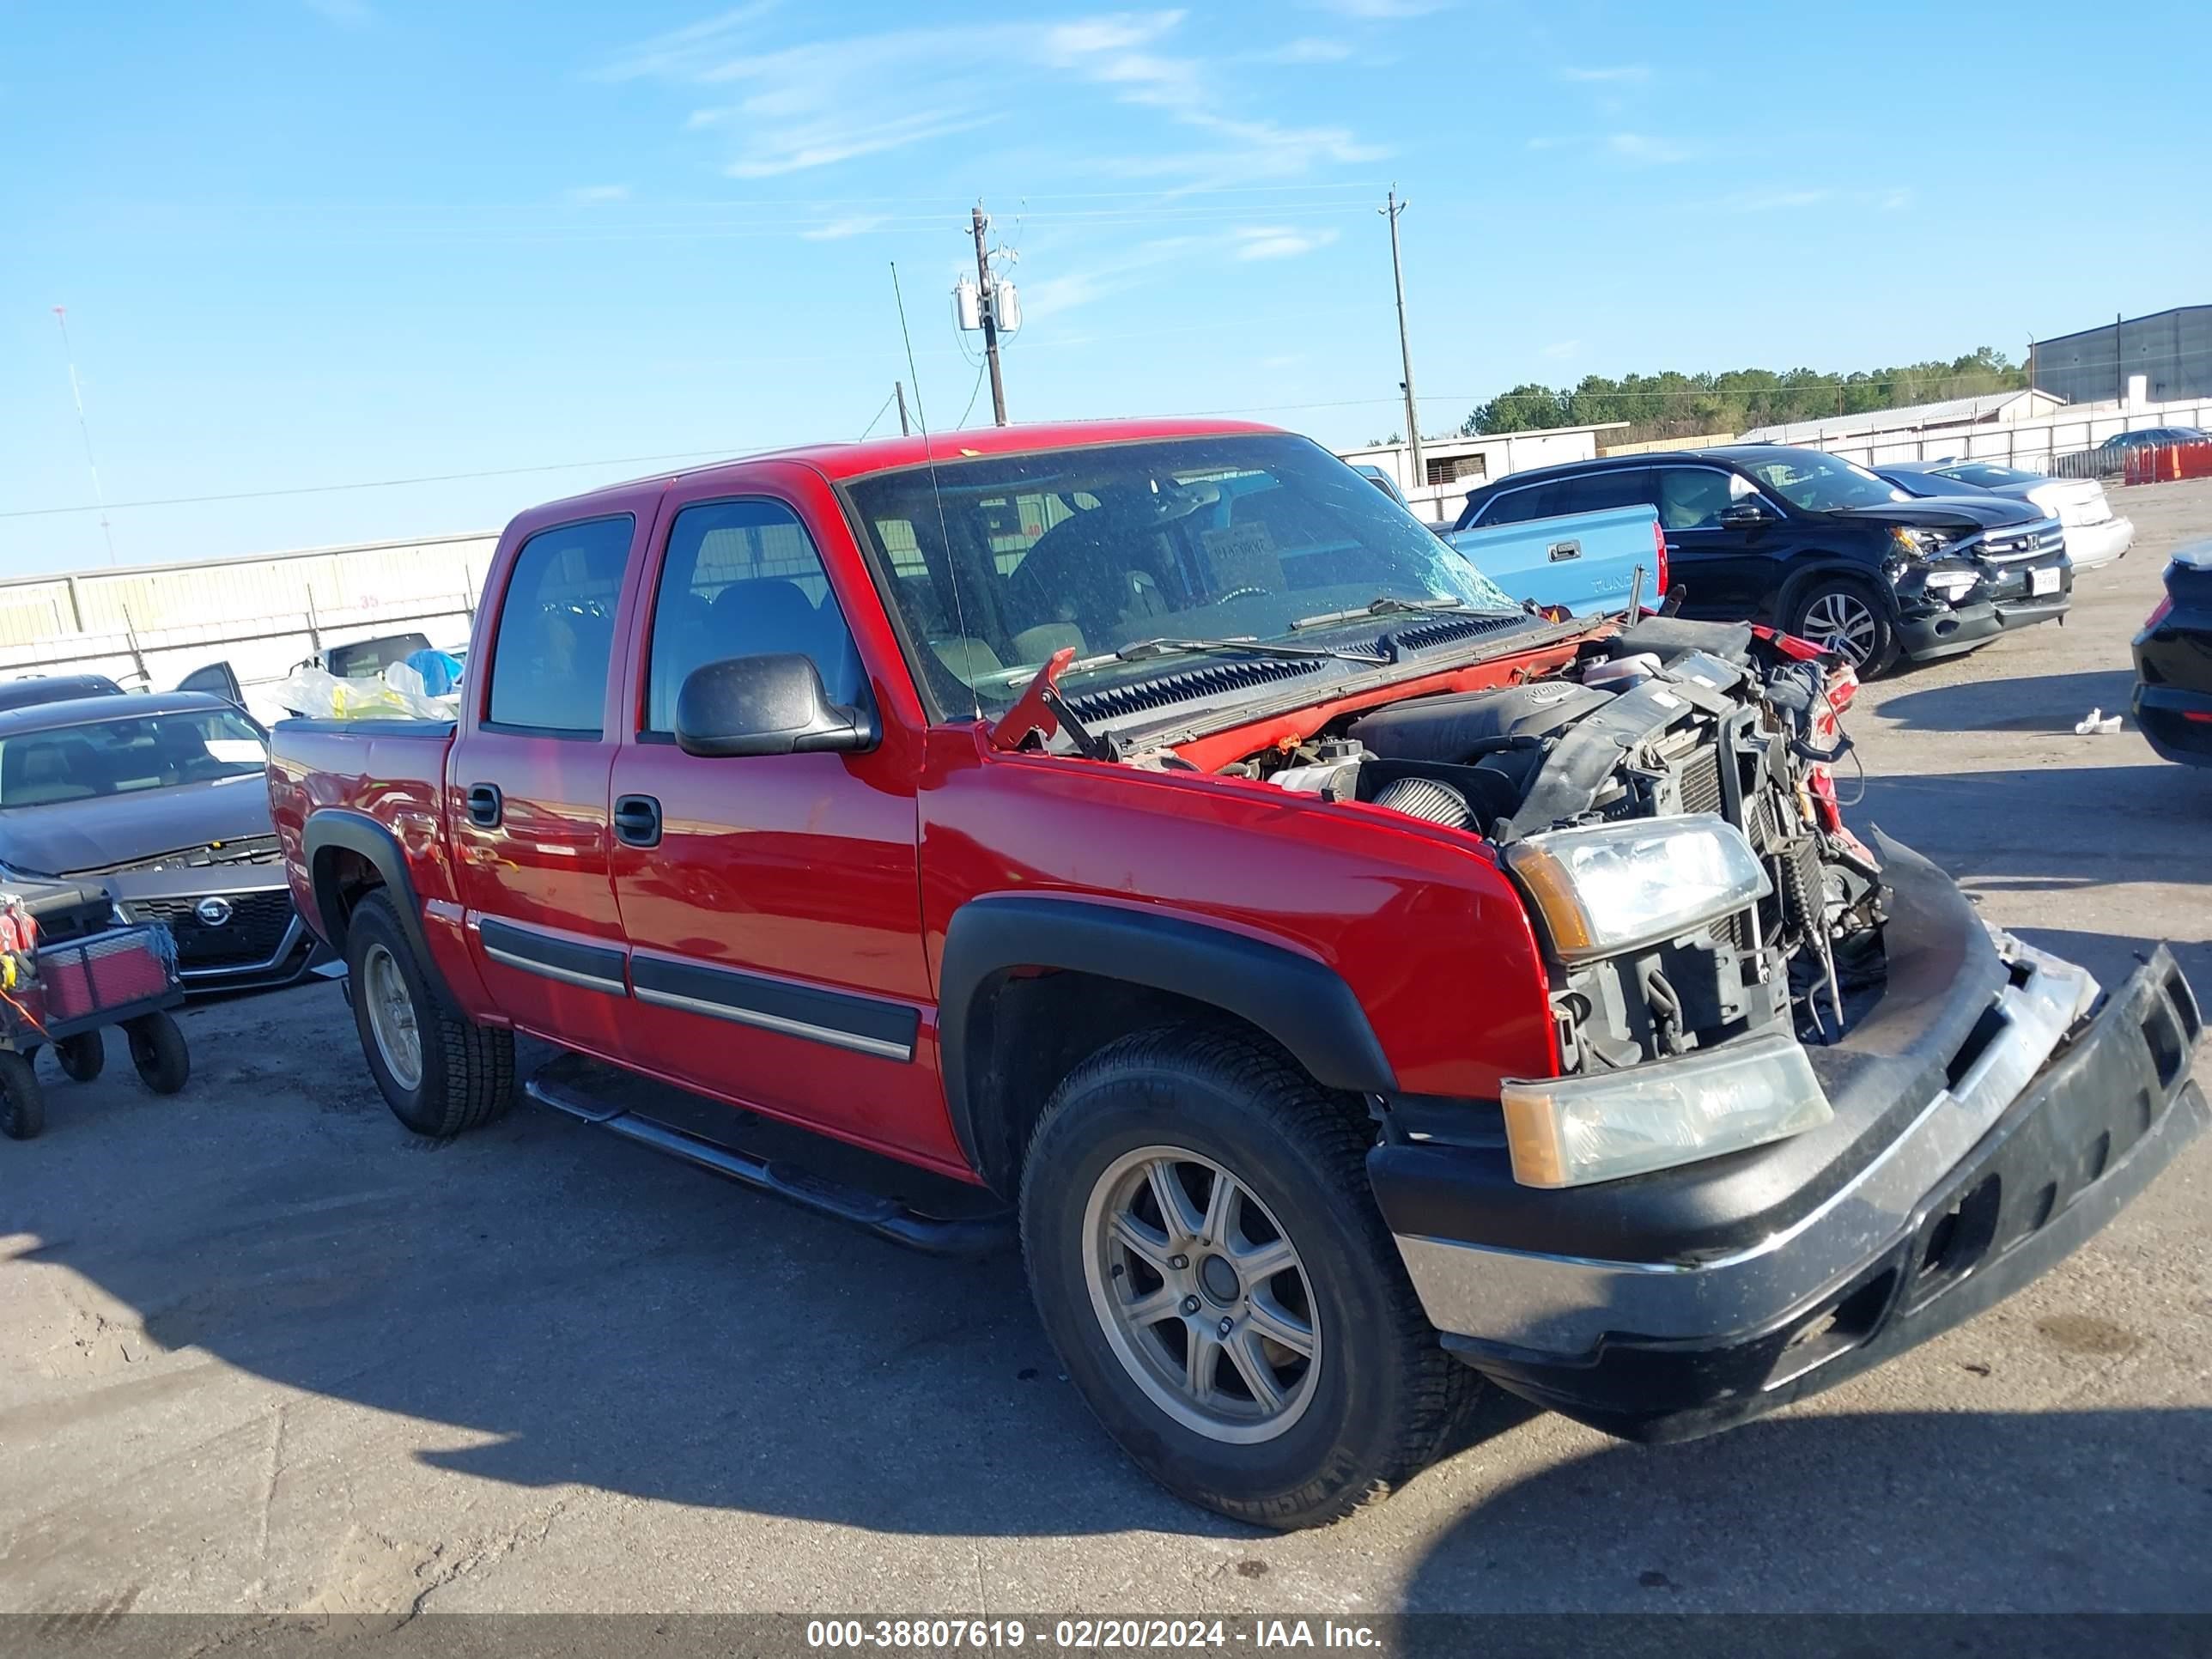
1800 590 1879 663
361 941 423 1092
1082 1145 1321 1443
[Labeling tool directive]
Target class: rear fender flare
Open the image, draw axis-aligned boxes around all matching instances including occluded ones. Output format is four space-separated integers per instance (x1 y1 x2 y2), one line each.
938 894 1397 1189
301 811 447 1000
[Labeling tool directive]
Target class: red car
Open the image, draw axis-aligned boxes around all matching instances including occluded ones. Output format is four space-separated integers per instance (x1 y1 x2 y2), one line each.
270 420 2205 1528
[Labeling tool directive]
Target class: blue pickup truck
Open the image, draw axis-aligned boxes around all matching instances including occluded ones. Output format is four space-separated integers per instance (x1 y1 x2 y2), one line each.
1444 503 1668 617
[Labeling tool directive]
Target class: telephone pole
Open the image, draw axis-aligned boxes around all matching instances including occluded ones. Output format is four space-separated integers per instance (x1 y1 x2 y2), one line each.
895 380 911 436
1382 191 1423 495
971 203 1009 426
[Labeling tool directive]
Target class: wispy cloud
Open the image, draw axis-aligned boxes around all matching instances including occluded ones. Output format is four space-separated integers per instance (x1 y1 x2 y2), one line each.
1233 224 1340 259
1607 131 1693 165
1720 187 1829 210
1540 339 1581 359
305 0 374 25
1705 185 1909 213
1259 36 1353 64
565 184 631 204
1021 236 1200 318
799 214 887 240
1562 64 1647 82
1302 0 1447 16
606 9 1385 187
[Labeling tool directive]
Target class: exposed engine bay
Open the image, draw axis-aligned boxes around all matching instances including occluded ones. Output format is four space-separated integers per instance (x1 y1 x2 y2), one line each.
1224 617 1888 1073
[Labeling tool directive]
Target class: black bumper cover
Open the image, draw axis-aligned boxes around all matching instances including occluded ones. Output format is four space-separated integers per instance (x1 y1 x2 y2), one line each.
1372 839 2206 1443
1450 952 2204 1441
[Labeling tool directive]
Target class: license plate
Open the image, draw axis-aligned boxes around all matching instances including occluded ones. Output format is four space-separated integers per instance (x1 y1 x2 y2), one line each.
2031 566 2059 596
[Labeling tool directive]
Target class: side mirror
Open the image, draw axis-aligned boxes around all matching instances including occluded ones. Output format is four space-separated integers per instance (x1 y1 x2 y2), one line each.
673 653 878 759
1719 500 1775 529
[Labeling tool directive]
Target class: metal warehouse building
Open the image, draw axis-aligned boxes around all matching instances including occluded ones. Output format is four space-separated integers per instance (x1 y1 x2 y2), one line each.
2032 305 2212 405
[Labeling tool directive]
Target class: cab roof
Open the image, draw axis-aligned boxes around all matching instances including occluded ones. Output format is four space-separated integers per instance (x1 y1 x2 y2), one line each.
526 416 1285 520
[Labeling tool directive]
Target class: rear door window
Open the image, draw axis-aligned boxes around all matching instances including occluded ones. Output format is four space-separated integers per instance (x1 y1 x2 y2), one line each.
485 515 635 735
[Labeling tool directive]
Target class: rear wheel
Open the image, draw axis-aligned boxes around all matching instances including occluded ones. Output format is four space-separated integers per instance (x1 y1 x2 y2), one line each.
347 891 514 1138
126 1012 191 1095
55 1033 106 1084
1790 576 1897 675
1019 1026 1478 1529
0 1052 46 1139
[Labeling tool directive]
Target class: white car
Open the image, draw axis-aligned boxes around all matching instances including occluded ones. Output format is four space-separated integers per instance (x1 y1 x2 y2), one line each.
1883 460 2135 570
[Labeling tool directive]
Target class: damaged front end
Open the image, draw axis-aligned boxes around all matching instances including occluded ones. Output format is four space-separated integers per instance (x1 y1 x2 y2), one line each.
1246 615 1890 1188
1224 617 2212 1441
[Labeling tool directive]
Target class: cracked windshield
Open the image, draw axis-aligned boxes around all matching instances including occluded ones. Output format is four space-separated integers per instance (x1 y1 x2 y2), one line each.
846 434 1516 712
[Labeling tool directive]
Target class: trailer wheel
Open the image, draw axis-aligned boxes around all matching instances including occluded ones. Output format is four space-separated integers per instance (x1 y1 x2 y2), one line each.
55 1033 106 1084
126 1012 191 1095
0 1051 46 1139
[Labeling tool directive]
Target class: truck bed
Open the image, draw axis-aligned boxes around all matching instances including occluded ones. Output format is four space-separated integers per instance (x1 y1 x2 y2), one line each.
1447 503 1662 617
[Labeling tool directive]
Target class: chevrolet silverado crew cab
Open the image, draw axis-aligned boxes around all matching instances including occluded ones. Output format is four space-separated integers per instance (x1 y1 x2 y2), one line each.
270 420 2204 1529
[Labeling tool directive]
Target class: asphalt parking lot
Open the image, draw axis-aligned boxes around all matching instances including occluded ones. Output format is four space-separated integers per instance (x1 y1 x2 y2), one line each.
3 481 2209 1623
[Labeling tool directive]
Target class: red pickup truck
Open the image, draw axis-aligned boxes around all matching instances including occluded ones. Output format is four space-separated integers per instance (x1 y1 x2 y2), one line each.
270 419 2204 1528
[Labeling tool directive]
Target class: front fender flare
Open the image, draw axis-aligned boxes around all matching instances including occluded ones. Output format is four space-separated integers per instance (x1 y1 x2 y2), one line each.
937 894 1398 1184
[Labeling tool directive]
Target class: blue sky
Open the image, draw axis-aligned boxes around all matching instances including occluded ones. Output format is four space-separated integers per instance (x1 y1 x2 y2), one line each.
5 0 2209 575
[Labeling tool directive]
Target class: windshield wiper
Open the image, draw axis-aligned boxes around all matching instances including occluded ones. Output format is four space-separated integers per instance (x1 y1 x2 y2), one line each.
1073 635 1391 672
1289 595 1492 630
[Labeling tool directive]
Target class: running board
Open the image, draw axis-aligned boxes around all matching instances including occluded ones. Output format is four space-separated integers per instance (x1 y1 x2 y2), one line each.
524 1055 1012 1257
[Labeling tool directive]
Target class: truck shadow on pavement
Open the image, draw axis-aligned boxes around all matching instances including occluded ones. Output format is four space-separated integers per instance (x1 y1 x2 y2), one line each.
9 1044 1252 1539
1400 1406 2212 1613
1869 667 2142 733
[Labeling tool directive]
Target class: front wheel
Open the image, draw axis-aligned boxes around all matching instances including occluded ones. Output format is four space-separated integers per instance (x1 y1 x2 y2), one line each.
1789 576 1898 676
1019 1027 1478 1529
126 1012 191 1095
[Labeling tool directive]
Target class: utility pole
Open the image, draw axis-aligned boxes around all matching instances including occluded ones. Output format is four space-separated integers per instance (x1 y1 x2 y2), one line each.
52 306 117 564
1382 191 1423 495
895 380 911 436
971 203 1008 426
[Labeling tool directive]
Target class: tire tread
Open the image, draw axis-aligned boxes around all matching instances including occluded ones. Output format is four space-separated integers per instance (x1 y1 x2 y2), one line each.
350 891 514 1138
1021 1023 1480 1529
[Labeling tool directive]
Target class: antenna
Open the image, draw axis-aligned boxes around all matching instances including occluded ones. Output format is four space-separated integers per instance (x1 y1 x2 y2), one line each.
890 261 981 719
52 307 117 564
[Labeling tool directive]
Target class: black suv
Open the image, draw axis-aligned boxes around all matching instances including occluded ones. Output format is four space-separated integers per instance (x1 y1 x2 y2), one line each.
1455 445 2069 673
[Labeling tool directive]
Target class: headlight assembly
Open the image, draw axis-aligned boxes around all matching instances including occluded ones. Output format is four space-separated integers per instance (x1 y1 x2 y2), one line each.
1889 525 1957 559
1503 814 1769 963
1501 1030 1834 1187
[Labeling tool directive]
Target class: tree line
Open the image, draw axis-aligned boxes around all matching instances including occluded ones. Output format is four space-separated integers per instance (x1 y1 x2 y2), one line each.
1443 347 2027 446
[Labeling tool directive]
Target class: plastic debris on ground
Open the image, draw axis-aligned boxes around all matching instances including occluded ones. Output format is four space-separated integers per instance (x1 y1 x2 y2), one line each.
2073 708 2124 735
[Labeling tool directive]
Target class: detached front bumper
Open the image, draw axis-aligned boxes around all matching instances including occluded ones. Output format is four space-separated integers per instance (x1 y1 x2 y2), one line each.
1372 837 2206 1443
